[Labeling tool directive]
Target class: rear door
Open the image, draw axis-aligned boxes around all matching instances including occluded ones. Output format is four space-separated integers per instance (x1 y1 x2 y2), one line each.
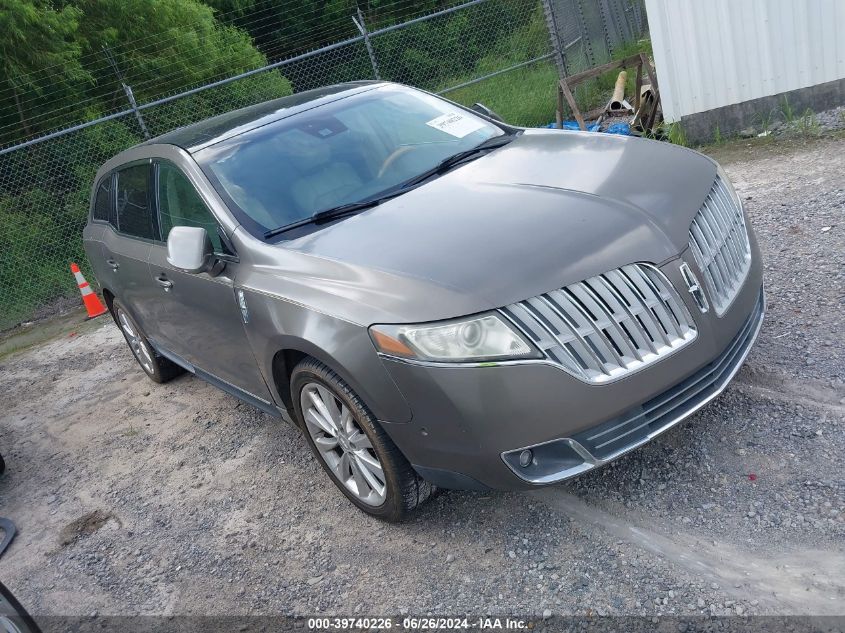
146 159 271 401
83 175 113 285
100 161 161 331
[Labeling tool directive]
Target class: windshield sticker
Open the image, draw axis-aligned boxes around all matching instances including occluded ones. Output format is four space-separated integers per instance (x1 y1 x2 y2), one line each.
426 112 486 138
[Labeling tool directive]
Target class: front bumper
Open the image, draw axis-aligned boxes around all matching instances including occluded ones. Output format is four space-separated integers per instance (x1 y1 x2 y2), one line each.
501 286 763 484
378 250 764 491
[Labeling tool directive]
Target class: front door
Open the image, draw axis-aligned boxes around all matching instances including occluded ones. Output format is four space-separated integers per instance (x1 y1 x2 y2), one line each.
146 160 271 401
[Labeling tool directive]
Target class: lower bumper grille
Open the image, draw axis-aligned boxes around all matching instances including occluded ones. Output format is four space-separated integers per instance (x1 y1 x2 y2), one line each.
502 286 764 484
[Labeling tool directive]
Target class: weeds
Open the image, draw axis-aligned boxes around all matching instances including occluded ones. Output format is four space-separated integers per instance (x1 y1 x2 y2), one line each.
753 108 776 136
664 122 688 146
780 96 796 123
780 97 820 136
713 124 724 145
796 108 821 137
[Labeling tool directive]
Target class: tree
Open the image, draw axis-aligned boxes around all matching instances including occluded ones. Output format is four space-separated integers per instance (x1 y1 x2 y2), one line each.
208 0 450 63
0 0 290 145
202 0 256 20
0 0 292 326
0 0 90 142
73 0 273 104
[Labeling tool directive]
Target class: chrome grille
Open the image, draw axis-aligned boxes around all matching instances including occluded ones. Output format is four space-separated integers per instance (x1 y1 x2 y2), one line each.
501 264 696 384
688 176 751 315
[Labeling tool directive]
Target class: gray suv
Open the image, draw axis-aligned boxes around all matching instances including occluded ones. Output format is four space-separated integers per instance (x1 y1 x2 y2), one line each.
84 82 764 521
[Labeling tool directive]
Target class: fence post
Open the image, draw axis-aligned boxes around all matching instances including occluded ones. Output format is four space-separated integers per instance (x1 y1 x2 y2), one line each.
631 0 645 36
541 0 567 79
611 0 634 44
352 7 381 80
103 46 150 139
597 0 618 56
574 0 596 67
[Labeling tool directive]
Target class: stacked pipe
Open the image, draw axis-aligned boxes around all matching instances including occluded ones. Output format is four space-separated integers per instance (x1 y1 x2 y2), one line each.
609 71 628 111
632 84 655 130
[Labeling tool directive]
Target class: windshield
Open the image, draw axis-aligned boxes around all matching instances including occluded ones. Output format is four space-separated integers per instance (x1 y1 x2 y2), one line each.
195 85 504 237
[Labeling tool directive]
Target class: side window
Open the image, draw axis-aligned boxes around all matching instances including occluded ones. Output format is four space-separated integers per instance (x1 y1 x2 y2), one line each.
158 162 223 252
115 164 157 240
92 176 112 222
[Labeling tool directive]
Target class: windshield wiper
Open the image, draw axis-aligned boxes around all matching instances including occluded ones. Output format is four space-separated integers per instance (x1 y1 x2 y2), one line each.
263 132 518 239
263 189 408 239
400 132 517 188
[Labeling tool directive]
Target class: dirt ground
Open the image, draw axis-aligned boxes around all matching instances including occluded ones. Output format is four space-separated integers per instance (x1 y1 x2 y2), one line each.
0 133 843 620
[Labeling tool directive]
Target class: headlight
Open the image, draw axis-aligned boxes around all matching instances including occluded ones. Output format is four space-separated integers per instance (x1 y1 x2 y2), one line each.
370 313 540 363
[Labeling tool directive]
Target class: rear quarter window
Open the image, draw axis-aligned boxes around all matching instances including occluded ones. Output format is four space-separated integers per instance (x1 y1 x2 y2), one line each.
92 176 112 222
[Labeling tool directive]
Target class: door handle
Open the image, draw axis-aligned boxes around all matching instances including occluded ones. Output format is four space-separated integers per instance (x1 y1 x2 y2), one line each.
155 274 173 291
106 258 119 271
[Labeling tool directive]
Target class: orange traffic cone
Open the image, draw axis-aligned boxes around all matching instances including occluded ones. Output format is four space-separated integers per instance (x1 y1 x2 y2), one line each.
70 263 108 319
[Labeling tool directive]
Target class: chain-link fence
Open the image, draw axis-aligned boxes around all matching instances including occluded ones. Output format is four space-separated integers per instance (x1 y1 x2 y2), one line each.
546 0 648 73
0 0 646 330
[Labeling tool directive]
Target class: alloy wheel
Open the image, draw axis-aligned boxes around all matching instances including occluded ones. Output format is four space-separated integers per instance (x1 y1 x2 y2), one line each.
300 382 387 506
118 310 154 375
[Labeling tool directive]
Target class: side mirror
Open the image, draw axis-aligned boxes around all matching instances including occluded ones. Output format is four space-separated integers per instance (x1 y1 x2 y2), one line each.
167 226 213 274
471 102 504 122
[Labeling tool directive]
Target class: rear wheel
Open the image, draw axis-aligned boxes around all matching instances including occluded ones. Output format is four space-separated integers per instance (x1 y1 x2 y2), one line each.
291 358 433 521
113 300 183 384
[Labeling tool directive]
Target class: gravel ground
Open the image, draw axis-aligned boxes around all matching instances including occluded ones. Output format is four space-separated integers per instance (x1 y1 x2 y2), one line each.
737 104 845 138
815 105 845 132
0 132 843 621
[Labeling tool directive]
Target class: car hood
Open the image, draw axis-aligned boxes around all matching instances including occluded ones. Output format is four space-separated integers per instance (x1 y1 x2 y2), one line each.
269 130 716 323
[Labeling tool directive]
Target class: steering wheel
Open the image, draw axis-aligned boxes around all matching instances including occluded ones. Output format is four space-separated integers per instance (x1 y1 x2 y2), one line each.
377 145 417 179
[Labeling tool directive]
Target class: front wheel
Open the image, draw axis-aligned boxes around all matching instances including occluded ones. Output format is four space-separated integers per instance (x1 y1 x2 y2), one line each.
113 300 184 384
291 358 433 521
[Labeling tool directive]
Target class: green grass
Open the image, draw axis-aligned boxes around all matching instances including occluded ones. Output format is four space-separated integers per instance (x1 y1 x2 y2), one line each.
0 306 91 360
664 121 688 146
796 108 821 137
435 6 560 127
442 35 653 128
444 61 560 127
428 3 652 128
778 97 821 137
780 96 796 124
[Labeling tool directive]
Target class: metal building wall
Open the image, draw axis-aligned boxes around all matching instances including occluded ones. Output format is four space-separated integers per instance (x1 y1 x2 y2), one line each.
645 0 845 122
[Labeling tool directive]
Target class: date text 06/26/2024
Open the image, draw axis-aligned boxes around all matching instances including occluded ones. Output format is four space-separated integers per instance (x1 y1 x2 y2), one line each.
307 616 530 630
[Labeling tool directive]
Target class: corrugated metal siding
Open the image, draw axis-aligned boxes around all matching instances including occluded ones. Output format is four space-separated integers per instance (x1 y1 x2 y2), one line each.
645 0 845 122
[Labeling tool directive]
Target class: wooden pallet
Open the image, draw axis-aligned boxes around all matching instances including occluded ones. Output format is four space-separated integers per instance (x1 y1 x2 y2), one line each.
556 52 662 133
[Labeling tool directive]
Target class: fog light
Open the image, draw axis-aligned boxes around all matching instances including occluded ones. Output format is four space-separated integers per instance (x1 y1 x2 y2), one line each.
518 449 533 468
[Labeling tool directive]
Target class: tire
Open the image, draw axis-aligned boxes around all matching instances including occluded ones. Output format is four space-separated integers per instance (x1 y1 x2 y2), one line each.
291 358 434 522
113 300 184 384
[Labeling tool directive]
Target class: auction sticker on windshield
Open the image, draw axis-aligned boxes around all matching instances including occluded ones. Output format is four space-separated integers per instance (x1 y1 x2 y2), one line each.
426 112 486 138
